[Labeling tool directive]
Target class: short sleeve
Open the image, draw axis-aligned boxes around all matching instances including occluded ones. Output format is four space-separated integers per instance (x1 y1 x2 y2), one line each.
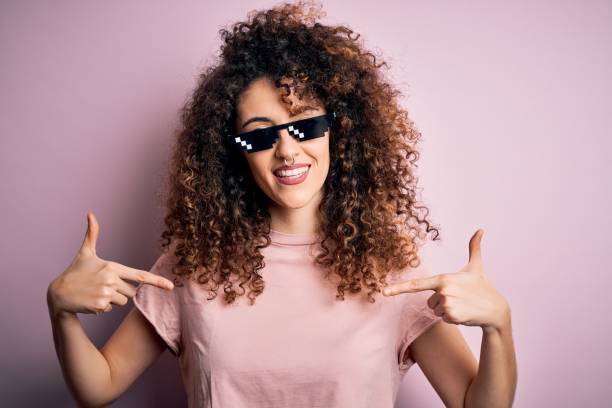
133 245 182 357
396 262 443 374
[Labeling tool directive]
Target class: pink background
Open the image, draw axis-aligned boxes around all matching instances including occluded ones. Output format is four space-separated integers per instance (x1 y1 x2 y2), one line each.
1 0 610 406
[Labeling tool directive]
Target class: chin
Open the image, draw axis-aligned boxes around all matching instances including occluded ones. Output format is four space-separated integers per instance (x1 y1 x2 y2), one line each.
268 180 328 207
271 191 315 209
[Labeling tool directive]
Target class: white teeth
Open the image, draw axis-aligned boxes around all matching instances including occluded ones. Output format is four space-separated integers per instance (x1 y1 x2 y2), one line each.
274 166 309 177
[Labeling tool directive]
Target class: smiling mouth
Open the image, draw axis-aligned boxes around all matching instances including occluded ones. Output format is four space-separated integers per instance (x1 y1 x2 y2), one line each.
273 165 310 185
273 165 310 178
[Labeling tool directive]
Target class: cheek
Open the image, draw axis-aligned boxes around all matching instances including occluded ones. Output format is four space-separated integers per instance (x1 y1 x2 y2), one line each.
315 136 331 166
244 153 271 183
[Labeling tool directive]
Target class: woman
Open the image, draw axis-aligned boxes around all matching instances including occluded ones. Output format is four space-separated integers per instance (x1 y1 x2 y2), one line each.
47 1 517 407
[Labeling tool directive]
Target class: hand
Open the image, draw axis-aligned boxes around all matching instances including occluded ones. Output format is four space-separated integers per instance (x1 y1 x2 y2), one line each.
47 212 174 316
382 229 510 331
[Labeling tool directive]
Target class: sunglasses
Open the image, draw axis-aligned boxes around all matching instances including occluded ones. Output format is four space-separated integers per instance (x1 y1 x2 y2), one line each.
227 112 337 153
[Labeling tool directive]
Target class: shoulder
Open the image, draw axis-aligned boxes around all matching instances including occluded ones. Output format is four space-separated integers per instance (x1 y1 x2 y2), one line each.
149 239 182 281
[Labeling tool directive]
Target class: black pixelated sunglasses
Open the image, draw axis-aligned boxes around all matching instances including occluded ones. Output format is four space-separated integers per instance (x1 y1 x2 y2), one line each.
227 112 337 153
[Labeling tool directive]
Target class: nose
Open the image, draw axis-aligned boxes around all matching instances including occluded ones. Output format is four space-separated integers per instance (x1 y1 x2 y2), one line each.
274 128 301 159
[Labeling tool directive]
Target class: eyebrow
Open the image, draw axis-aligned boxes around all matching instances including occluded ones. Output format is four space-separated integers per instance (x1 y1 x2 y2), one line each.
240 108 319 129
241 116 272 129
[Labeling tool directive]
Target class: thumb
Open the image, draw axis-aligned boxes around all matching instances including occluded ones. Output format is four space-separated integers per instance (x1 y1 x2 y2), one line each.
80 211 100 257
467 228 484 268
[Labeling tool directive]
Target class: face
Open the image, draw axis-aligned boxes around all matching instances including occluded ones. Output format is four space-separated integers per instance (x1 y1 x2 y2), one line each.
234 76 331 211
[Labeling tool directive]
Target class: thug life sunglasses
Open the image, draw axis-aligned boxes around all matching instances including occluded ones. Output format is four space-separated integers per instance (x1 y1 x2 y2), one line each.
227 112 337 153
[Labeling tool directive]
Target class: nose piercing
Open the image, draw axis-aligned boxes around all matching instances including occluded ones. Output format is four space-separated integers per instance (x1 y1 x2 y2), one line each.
284 155 296 166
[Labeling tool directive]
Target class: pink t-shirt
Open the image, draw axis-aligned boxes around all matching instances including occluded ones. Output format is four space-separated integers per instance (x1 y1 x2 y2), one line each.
133 229 442 407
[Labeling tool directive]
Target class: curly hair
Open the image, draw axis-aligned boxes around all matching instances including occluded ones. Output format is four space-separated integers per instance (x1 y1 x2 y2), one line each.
159 0 441 305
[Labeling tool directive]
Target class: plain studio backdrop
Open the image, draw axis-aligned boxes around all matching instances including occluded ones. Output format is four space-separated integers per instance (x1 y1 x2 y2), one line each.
1 0 610 407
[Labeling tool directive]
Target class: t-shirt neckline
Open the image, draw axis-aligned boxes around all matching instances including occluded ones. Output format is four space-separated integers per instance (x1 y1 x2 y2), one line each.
269 228 321 245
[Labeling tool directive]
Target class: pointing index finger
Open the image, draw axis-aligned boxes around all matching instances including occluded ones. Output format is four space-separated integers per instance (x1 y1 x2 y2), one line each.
113 262 175 290
383 275 442 296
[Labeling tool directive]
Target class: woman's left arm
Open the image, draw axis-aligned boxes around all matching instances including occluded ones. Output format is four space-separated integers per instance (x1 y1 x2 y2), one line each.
384 229 518 408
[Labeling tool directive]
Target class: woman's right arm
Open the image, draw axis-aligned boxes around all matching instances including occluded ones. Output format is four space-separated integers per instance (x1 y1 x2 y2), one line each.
47 212 175 407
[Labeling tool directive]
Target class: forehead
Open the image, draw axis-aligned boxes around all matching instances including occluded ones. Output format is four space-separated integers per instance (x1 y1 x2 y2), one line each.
236 77 322 117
